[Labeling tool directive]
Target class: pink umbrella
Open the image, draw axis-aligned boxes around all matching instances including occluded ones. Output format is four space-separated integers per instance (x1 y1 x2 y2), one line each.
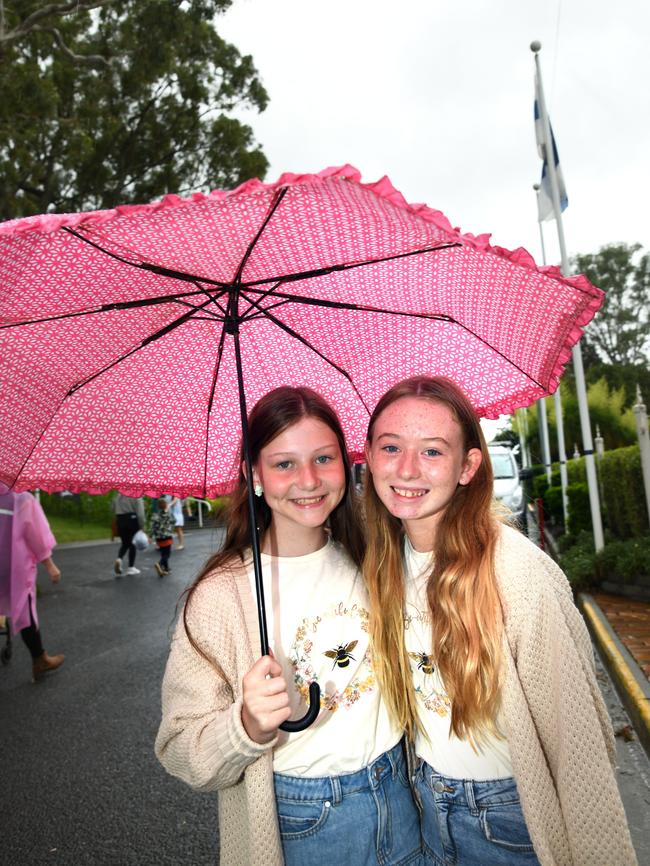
0 164 603 727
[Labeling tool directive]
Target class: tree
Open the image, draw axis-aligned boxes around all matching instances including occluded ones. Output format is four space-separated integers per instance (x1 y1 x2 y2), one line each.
572 243 650 366
0 0 269 219
583 360 650 409
512 379 637 465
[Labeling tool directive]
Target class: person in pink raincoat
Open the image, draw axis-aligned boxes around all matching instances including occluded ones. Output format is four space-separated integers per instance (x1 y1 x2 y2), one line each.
0 484 65 681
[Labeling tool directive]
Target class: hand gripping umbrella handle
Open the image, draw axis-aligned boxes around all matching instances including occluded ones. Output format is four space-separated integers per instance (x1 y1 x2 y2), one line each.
279 681 321 733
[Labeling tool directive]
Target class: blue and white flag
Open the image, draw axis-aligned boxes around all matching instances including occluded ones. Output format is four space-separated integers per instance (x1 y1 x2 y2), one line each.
534 78 568 222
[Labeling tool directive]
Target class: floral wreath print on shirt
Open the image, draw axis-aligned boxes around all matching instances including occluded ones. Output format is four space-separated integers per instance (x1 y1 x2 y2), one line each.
408 650 451 718
289 604 375 712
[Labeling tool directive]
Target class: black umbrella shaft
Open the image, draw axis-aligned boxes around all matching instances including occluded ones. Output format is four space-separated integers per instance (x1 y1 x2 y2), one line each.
232 327 270 657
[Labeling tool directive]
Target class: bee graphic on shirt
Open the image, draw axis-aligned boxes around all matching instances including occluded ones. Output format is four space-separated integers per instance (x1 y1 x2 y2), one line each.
324 640 358 669
409 651 434 675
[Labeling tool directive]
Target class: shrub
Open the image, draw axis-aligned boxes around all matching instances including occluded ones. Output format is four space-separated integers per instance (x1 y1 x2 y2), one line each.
543 485 565 526
567 457 587 485
599 446 648 539
40 490 115 525
566 483 592 536
559 532 597 592
532 473 549 500
596 535 650 583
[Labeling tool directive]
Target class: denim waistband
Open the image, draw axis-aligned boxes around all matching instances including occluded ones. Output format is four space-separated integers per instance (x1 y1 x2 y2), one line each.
418 763 521 810
273 740 405 803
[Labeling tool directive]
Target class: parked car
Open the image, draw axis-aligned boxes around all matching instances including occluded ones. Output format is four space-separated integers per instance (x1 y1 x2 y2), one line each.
487 444 524 522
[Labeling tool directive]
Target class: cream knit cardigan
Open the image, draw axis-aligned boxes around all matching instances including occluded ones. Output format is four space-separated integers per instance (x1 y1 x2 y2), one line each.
155 527 637 866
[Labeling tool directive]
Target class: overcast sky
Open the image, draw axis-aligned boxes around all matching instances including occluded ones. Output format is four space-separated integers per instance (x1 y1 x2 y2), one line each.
219 0 650 268
219 0 649 440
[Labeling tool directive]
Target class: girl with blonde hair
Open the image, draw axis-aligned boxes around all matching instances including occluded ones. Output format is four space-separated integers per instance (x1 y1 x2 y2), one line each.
156 386 422 866
363 375 637 866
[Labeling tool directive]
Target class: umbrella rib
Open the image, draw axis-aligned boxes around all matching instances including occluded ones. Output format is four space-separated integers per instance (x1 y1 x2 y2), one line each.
240 292 371 414
242 291 547 391
62 230 459 298
453 320 547 390
8 391 71 489
202 324 228 499
0 287 227 330
238 280 285 320
241 287 455 323
64 226 232 289
246 300 292 320
232 187 289 286
240 242 461 289
67 298 214 396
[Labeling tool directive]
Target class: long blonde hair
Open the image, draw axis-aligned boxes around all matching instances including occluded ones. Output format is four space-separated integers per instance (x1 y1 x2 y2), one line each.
364 376 503 743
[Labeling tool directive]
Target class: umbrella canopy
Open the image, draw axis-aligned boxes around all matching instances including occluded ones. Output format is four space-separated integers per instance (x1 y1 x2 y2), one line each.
0 164 602 497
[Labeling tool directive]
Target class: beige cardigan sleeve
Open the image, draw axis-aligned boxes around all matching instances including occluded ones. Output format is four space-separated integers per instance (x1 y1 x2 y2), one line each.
500 530 637 866
154 575 276 793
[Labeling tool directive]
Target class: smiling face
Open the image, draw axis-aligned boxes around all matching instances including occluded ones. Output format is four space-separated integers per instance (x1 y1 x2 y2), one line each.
252 416 346 551
365 396 482 551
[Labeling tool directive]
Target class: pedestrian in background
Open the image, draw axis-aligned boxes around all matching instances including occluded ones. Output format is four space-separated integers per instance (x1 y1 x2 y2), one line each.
112 493 145 576
167 495 185 550
363 376 637 866
0 484 65 682
150 496 175 577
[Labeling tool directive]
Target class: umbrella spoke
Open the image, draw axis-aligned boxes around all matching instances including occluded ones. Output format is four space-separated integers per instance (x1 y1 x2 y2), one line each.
453 320 547 390
241 292 371 415
67 297 215 396
233 187 288 285
64 226 231 289
241 289 545 390
241 242 461 290
203 324 228 498
8 391 71 489
174 290 228 319
245 300 292 320
240 285 455 323
0 286 225 330
238 280 285 319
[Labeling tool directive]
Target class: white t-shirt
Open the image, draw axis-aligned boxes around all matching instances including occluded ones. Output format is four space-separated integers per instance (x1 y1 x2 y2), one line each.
403 537 513 779
247 539 401 777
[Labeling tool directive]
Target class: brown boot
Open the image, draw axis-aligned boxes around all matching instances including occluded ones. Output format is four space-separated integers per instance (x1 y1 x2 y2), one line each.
32 652 65 682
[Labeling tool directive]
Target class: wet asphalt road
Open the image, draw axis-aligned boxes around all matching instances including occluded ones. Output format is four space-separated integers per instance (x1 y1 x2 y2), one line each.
0 526 225 866
1 525 649 866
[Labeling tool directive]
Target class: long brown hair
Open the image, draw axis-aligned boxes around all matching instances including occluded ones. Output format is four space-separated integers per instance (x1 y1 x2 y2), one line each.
184 386 365 660
364 376 502 743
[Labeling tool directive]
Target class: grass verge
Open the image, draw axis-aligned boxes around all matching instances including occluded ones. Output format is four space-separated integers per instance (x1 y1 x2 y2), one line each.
47 513 112 545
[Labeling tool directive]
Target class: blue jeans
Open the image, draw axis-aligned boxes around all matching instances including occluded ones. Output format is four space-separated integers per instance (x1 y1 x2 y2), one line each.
414 762 541 866
273 740 424 866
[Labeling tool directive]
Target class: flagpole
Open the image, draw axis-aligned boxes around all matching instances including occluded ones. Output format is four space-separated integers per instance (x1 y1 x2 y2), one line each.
533 183 547 264
532 182 553 486
531 41 604 552
534 182 569 522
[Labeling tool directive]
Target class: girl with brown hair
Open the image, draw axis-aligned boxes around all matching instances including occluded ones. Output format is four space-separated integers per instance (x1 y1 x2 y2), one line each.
156 386 422 866
363 375 637 866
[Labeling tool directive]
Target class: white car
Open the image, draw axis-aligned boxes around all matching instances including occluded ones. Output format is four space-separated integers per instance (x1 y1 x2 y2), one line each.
487 445 524 521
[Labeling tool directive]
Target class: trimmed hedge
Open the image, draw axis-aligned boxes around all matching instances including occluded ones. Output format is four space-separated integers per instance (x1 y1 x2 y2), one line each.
40 491 115 525
598 446 648 539
597 535 650 583
566 483 592 536
543 485 564 526
546 445 647 541
560 532 650 592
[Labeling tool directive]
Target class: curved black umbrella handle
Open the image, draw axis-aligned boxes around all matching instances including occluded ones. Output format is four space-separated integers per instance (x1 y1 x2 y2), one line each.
279 681 321 733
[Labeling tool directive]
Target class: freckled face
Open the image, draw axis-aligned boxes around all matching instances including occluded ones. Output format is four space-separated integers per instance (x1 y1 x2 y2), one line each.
365 397 481 545
253 417 346 542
